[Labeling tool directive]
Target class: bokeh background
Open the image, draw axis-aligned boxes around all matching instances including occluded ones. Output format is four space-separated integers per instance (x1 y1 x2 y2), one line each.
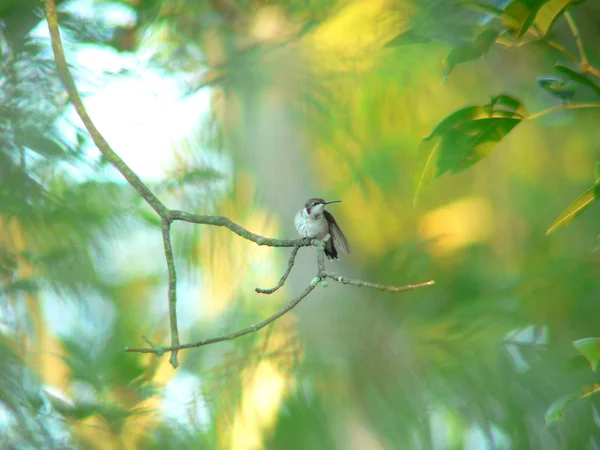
2 0 600 448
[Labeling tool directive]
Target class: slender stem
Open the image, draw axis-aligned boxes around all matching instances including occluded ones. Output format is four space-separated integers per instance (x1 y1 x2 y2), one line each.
126 282 317 353
564 11 587 65
322 272 435 293
126 271 436 355
161 219 180 367
526 103 600 121
545 41 580 65
256 246 300 294
586 66 600 81
316 241 326 277
44 0 168 218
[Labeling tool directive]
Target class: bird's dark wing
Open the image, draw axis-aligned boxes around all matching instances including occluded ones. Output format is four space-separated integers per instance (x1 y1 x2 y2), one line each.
324 210 350 254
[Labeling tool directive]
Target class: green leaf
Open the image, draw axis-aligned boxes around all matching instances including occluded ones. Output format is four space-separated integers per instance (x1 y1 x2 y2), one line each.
385 29 431 47
158 167 225 194
443 28 499 78
573 337 600 371
459 1 504 17
414 98 524 202
555 63 600 97
565 353 590 371
546 183 600 234
537 76 576 100
489 94 527 115
17 131 68 158
502 0 549 39
535 0 586 36
444 46 487 78
137 207 162 228
595 161 600 183
44 390 76 416
545 393 578 425
177 167 225 185
2 278 39 295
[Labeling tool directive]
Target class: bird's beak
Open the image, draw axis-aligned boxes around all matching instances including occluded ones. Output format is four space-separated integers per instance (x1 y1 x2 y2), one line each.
325 200 342 205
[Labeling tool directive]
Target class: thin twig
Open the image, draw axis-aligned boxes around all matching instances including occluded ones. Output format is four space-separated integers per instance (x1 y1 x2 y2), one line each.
316 241 326 276
126 282 317 353
564 11 587 65
256 247 300 294
526 103 600 121
322 272 435 292
161 219 180 367
545 41 580 65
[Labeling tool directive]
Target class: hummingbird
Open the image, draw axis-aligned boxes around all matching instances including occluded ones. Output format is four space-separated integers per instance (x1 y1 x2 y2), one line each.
295 198 350 261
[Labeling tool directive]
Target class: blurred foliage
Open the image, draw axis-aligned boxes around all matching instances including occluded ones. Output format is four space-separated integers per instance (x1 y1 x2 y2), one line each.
2 0 600 449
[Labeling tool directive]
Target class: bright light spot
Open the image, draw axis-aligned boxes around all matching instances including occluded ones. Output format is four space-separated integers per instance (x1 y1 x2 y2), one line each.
162 370 211 429
231 361 287 450
418 197 494 255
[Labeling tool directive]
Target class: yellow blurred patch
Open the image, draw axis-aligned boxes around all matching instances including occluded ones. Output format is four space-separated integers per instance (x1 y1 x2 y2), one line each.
230 361 288 450
307 0 413 69
250 6 289 42
197 173 281 318
418 197 494 256
341 180 404 255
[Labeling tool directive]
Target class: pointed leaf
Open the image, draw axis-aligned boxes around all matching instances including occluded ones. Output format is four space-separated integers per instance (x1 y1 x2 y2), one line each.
502 0 549 38
535 0 586 36
385 29 431 47
2 278 39 295
489 94 527 115
177 167 225 185
546 183 600 234
444 45 488 78
443 29 498 78
545 393 579 425
555 63 600 97
17 131 68 158
565 353 590 372
537 76 576 99
414 98 524 201
459 1 504 17
573 337 600 371
137 208 161 228
44 390 76 416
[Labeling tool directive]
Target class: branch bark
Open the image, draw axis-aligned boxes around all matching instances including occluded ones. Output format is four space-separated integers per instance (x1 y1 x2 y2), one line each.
126 282 318 353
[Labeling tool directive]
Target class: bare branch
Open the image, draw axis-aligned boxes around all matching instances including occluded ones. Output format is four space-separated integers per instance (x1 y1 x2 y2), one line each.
169 210 313 248
322 271 435 293
126 282 317 354
161 219 180 367
256 247 300 294
44 0 168 218
526 103 600 121
564 11 588 66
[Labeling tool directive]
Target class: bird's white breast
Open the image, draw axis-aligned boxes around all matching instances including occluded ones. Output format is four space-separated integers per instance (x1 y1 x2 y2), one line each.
295 209 330 240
